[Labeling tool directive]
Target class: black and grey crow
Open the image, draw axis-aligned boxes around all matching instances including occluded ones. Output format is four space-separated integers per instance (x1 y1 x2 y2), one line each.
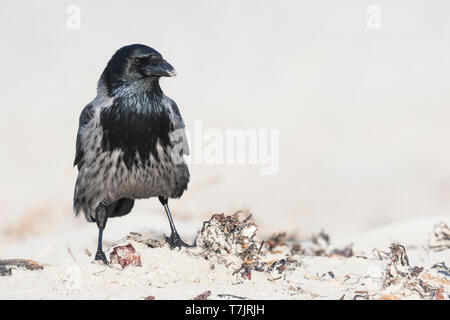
73 44 190 263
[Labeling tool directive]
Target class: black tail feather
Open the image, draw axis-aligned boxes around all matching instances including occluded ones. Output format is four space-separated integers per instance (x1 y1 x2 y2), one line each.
106 198 135 218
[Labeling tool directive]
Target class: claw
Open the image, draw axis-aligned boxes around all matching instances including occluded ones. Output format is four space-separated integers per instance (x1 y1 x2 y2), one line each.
166 232 191 249
95 250 109 265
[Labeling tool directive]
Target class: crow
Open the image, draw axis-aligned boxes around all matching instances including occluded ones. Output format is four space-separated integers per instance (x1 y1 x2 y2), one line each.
73 44 190 263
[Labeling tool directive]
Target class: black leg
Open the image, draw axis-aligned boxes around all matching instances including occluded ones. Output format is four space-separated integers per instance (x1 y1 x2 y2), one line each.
94 227 108 264
158 196 190 249
94 204 109 264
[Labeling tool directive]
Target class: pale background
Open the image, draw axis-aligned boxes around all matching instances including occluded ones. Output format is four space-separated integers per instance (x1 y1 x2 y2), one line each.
1 1 450 252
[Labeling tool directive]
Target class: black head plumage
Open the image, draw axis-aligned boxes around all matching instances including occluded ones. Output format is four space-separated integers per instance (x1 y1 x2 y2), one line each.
99 44 176 96
96 44 177 169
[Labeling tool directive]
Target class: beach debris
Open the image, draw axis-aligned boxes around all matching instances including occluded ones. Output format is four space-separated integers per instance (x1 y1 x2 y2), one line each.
267 232 287 251
257 240 265 253
428 221 450 252
309 230 330 256
312 230 330 246
193 213 302 280
300 230 354 258
217 293 247 300
67 247 77 263
83 248 92 257
377 294 400 300
379 243 447 300
242 270 251 280
195 213 260 268
256 255 302 281
0 259 43 271
287 285 305 296
372 248 390 260
290 243 302 254
382 244 416 287
196 213 258 258
330 244 354 258
321 271 335 279
434 287 445 300
353 290 370 300
126 232 165 248
109 244 142 268
192 290 212 300
432 262 450 278
144 296 156 300
0 265 12 276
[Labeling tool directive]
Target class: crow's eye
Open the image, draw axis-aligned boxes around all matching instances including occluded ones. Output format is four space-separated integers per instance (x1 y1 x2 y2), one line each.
148 55 160 66
148 55 162 63
132 57 142 66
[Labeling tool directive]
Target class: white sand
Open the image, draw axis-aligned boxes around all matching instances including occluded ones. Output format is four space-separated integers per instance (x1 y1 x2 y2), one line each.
0 213 448 300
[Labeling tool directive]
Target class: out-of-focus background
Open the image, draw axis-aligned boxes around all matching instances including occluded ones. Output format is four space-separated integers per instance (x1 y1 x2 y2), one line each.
1 1 450 259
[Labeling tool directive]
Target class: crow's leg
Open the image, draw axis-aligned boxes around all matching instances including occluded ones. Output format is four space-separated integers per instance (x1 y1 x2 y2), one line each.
94 204 109 264
95 228 108 263
158 196 190 249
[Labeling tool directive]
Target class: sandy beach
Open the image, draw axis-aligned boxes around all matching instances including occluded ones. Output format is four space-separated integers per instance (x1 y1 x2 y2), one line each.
1 1 450 301
0 211 448 300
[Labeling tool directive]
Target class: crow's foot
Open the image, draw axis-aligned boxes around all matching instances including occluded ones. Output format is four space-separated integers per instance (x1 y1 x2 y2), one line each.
94 250 109 265
166 232 191 249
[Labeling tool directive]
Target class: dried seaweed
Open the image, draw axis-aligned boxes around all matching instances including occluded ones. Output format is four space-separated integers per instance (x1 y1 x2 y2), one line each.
380 243 445 300
300 230 354 258
308 230 329 256
83 248 92 257
353 290 369 300
428 221 450 252
217 293 247 300
0 265 12 276
382 243 411 287
432 262 450 278
195 213 260 268
267 232 287 251
0 259 43 271
125 232 165 248
196 213 259 258
192 290 212 300
193 213 302 279
372 248 390 260
329 245 354 258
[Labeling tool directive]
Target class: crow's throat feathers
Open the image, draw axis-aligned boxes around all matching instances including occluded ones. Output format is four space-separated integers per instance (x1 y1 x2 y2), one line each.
98 78 174 170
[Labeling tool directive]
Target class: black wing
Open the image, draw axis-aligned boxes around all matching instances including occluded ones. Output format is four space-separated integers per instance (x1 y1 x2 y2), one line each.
74 103 95 169
168 98 184 128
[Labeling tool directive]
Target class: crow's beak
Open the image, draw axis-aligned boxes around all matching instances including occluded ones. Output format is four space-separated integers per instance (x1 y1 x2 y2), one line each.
143 60 177 77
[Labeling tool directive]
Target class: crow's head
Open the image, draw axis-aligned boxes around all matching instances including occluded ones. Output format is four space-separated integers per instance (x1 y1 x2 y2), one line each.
99 44 176 96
